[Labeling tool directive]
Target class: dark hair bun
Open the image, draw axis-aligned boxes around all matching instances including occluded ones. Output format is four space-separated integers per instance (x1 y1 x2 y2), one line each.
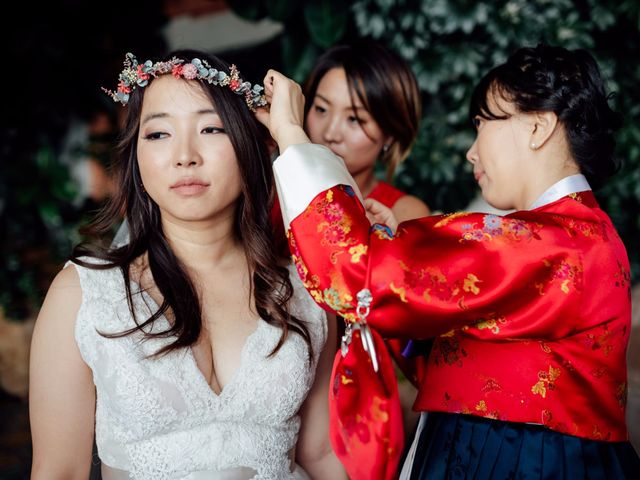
471 43 623 188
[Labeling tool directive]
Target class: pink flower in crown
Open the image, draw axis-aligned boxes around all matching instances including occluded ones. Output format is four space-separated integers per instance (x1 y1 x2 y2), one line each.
136 65 150 82
230 79 241 91
171 64 183 78
182 63 198 80
117 80 131 94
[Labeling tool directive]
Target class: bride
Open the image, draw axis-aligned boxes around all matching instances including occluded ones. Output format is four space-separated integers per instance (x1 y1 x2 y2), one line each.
29 50 346 480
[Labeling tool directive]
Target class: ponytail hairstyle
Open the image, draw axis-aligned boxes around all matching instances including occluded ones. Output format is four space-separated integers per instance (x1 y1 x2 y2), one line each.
469 43 622 189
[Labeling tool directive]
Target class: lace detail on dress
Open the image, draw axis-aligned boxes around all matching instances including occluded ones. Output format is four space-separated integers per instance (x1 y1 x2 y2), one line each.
68 259 327 479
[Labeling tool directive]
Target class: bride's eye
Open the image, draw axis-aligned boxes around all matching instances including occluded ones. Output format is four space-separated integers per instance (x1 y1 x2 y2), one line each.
202 126 226 134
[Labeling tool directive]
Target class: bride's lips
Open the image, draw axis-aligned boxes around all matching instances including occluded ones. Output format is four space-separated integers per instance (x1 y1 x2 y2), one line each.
170 177 210 196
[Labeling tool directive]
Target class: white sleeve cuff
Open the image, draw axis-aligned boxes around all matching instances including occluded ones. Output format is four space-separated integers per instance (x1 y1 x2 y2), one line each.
273 143 362 229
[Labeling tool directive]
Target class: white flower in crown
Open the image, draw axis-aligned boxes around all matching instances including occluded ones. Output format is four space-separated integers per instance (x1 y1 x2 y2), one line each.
102 52 268 111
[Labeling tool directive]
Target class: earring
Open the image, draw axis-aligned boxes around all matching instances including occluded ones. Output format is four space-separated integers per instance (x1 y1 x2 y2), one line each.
382 144 390 152
530 142 537 150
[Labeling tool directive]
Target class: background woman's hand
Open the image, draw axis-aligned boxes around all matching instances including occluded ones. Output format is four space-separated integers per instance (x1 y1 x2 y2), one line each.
364 198 398 233
255 69 310 152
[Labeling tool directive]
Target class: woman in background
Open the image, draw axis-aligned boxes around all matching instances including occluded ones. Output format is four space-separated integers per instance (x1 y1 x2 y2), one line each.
303 39 429 221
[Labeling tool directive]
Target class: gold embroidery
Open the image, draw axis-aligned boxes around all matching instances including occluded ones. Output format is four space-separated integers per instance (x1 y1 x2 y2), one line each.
614 260 630 289
585 325 614 357
474 313 507 334
341 375 354 385
326 189 333 202
481 378 502 393
372 396 390 422
398 262 482 311
535 257 583 296
475 400 487 412
390 282 408 302
531 365 561 398
434 211 472 228
592 425 604 440
348 244 367 263
460 215 542 243
568 192 582 203
423 289 431 303
463 273 481 294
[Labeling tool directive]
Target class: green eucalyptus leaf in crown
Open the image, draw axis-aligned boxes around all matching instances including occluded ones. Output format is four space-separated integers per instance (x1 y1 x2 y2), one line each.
102 52 268 111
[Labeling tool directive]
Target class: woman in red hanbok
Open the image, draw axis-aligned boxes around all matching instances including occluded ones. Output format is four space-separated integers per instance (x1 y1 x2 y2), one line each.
257 43 640 479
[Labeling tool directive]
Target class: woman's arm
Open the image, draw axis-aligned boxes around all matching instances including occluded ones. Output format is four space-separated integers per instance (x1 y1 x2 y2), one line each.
295 313 348 479
29 265 96 479
392 194 430 222
260 69 583 341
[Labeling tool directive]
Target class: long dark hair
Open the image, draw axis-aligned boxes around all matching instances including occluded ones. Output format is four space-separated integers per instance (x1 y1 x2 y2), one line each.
73 49 311 357
304 39 422 181
469 43 623 189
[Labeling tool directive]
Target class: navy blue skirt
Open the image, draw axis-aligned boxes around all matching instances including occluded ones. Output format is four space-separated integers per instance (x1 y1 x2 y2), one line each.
409 412 640 479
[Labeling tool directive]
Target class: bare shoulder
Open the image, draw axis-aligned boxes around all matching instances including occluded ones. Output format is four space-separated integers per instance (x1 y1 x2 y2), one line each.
393 194 431 222
50 263 81 289
36 264 83 328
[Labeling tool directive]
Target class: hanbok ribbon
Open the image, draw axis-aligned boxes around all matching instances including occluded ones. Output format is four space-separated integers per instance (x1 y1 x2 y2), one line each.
329 288 404 480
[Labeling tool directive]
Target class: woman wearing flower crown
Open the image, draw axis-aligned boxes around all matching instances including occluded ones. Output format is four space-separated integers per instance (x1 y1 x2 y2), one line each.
29 49 346 480
257 43 640 479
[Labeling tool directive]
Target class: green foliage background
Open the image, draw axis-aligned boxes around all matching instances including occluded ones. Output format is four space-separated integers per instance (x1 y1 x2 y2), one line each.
2 1 639 320
0 2 167 320
230 0 640 283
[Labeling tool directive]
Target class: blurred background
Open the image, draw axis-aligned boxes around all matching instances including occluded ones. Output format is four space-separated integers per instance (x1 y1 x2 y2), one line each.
1 0 639 477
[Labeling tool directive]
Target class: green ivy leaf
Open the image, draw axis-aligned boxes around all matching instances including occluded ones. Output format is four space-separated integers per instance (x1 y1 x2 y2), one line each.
227 0 267 20
282 34 321 82
304 0 349 48
265 0 298 22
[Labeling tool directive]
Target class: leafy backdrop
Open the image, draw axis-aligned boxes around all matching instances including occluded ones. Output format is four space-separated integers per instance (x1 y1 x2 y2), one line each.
230 0 640 281
2 1 639 320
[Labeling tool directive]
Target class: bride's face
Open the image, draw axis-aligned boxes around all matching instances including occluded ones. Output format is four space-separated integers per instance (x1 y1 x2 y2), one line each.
136 75 242 226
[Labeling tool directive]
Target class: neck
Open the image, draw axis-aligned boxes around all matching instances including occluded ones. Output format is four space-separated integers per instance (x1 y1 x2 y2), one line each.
352 169 378 198
160 215 245 274
519 160 581 210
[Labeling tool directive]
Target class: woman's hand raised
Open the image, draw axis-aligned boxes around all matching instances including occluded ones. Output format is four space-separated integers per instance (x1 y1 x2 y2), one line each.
255 69 310 152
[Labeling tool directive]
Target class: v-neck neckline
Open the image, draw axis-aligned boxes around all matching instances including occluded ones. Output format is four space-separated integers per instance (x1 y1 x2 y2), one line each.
125 274 265 400
186 321 264 399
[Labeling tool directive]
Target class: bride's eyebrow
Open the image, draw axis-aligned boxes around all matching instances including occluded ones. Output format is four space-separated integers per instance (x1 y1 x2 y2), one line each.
141 108 219 125
196 108 218 115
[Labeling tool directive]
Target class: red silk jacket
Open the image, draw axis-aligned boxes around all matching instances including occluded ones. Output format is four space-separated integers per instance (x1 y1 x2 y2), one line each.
276 146 632 443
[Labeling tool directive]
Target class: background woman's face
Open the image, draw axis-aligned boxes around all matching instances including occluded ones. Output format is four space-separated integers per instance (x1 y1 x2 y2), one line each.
466 94 533 210
306 68 388 177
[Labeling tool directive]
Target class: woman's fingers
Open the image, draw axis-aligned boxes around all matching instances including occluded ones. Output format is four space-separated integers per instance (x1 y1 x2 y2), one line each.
364 198 398 232
257 69 308 149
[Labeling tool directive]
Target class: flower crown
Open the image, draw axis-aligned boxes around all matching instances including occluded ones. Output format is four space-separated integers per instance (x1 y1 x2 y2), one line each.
102 52 268 111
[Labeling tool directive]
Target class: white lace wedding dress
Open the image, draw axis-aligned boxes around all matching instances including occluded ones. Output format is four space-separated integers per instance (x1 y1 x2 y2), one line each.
69 260 327 480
